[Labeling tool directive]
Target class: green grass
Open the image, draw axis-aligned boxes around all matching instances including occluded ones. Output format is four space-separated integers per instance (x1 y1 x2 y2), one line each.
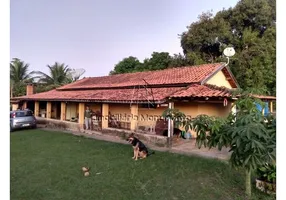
11 129 275 200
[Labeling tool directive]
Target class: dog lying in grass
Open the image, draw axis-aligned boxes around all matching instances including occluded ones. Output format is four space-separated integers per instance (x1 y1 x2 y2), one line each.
126 133 154 160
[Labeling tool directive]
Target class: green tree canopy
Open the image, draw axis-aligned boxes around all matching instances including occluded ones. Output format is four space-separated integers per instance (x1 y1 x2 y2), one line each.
143 52 172 70
10 58 34 97
110 52 193 75
109 56 142 75
170 53 195 67
180 0 276 94
10 59 86 96
10 58 33 84
32 62 72 87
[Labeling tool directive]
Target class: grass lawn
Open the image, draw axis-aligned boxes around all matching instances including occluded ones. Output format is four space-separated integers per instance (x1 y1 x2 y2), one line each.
11 129 275 200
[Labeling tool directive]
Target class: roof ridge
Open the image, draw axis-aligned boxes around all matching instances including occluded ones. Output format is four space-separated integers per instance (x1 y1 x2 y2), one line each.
57 83 198 91
57 62 226 90
87 62 225 79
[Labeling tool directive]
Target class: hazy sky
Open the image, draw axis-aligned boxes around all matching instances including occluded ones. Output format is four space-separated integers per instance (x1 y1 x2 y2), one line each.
11 0 239 77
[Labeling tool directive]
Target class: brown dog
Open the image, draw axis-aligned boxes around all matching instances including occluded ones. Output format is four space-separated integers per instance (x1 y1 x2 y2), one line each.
126 134 153 160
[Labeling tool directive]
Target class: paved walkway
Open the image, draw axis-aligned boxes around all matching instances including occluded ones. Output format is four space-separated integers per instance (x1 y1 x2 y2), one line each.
171 139 231 160
40 127 231 161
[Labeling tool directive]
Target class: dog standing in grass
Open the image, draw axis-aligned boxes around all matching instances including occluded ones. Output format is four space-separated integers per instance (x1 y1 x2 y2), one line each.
126 133 154 160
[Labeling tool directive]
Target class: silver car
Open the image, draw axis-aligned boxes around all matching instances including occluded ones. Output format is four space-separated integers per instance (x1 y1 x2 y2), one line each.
10 109 37 132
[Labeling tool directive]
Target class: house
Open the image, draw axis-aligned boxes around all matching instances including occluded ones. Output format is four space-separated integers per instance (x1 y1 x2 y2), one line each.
10 62 276 138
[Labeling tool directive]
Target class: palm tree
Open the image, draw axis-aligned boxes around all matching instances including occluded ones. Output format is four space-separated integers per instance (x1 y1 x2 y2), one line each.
32 62 72 86
10 58 33 97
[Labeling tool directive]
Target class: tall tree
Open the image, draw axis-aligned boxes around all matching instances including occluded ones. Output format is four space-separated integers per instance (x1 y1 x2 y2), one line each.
10 58 33 97
170 53 196 67
110 52 193 75
180 0 276 94
181 11 232 63
143 52 172 70
110 56 142 75
32 62 72 87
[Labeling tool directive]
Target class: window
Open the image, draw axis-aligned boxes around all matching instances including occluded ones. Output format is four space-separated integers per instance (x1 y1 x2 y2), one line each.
15 111 33 117
15 112 25 117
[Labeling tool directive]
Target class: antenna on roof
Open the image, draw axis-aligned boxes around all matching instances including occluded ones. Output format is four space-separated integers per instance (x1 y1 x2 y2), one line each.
130 79 155 108
67 68 86 81
223 47 235 66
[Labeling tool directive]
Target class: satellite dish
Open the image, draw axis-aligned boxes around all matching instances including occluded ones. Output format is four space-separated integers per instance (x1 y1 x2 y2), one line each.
223 47 235 57
223 47 235 66
67 68 86 81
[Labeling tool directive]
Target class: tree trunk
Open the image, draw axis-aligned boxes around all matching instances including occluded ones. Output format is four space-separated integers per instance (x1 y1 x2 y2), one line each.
245 169 251 198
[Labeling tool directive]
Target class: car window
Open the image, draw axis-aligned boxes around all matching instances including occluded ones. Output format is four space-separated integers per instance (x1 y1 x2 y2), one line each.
15 111 33 117
15 112 25 117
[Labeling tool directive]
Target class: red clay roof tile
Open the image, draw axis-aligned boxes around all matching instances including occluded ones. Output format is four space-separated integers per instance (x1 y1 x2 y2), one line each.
171 84 232 98
13 63 261 102
57 63 225 90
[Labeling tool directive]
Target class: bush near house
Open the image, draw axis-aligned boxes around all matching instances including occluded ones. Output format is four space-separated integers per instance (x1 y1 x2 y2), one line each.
164 92 276 198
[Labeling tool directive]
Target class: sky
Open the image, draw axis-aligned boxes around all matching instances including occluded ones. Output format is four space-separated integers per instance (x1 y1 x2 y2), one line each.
11 0 239 77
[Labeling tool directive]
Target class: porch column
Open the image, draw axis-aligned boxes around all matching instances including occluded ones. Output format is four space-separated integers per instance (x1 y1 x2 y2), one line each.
130 104 138 131
270 101 273 113
46 102 52 118
167 102 174 148
23 101 27 109
11 103 18 111
34 101 39 117
102 103 109 129
78 103 85 128
60 102 66 121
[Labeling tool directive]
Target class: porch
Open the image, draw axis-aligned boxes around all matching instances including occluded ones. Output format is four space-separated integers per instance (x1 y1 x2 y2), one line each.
11 97 276 138
14 100 160 133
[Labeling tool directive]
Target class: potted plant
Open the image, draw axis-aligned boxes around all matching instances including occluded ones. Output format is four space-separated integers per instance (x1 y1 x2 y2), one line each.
256 163 276 194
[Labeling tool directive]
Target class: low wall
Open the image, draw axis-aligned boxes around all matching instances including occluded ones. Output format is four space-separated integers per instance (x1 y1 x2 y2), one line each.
36 117 168 147
36 117 82 132
102 128 168 147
